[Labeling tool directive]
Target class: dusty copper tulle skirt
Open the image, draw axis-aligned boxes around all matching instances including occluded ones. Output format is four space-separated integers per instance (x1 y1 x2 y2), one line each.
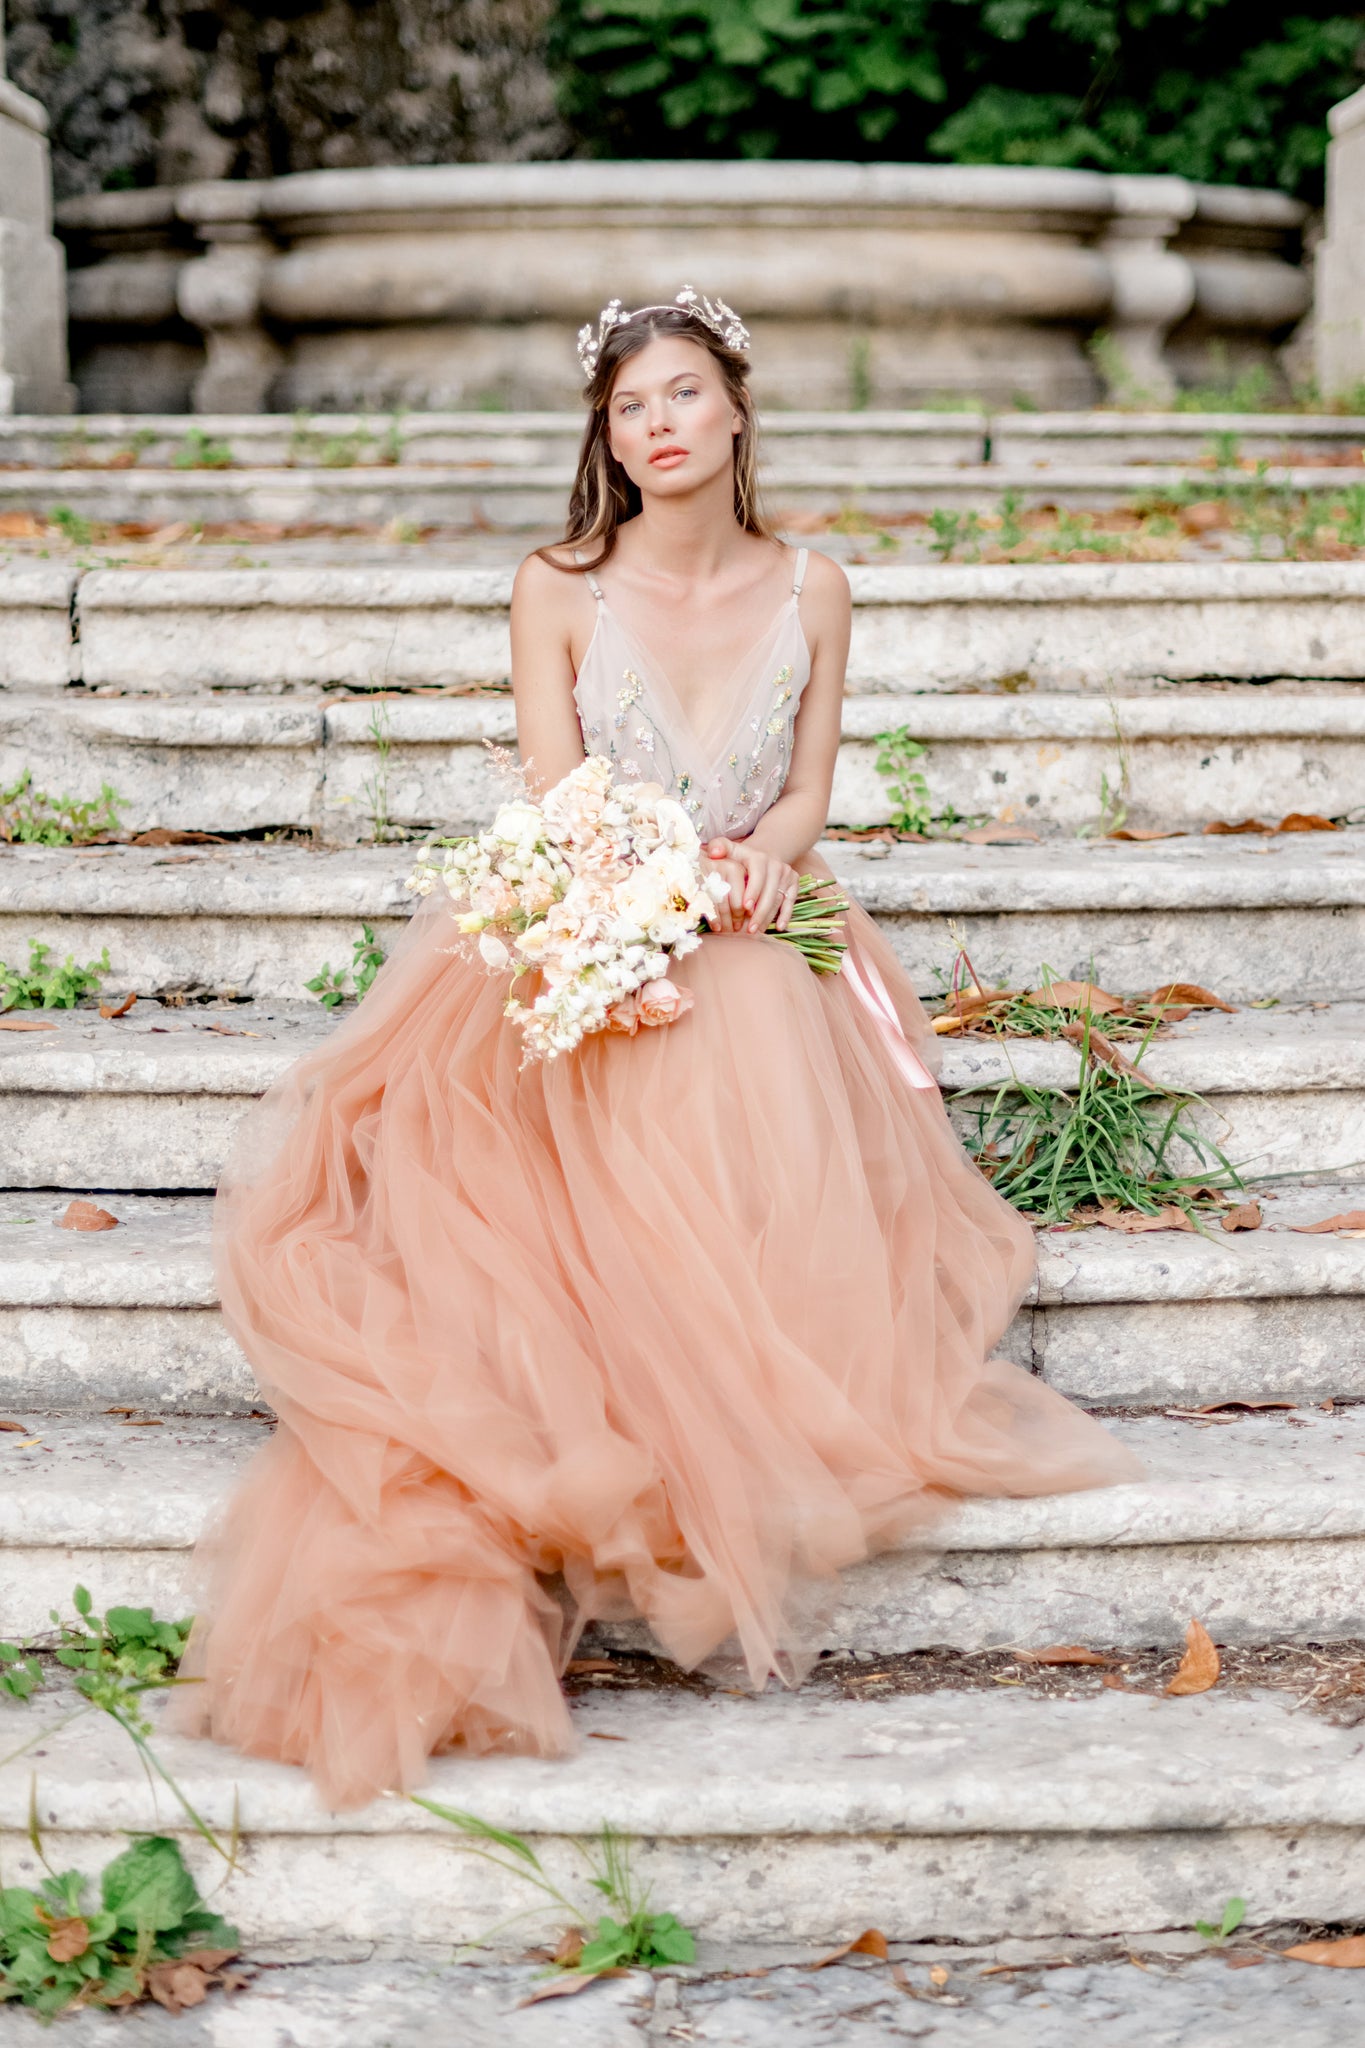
174 891 1140 1808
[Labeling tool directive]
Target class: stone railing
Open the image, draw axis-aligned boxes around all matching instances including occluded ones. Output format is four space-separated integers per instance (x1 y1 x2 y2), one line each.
55 161 1310 416
1317 85 1365 397
0 37 74 413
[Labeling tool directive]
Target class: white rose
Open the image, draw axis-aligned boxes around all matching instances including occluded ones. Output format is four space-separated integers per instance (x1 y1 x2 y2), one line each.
614 868 670 931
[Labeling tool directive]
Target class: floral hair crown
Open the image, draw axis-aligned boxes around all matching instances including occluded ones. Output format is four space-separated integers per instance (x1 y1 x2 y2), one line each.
576 286 750 382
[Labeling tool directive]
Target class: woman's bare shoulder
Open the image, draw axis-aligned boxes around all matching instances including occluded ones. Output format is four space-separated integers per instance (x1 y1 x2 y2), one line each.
799 546 850 602
512 547 588 626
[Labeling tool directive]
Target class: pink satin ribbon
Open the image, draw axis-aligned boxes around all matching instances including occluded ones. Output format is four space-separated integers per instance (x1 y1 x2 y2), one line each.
840 948 939 1091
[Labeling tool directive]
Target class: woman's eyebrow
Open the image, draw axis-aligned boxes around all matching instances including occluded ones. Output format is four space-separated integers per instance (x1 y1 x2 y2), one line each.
614 376 699 400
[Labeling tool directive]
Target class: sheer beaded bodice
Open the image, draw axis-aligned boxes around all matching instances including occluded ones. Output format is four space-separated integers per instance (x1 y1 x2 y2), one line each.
573 548 810 840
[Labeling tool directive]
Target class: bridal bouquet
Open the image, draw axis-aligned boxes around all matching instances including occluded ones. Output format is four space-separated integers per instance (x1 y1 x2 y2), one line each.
406 755 847 1061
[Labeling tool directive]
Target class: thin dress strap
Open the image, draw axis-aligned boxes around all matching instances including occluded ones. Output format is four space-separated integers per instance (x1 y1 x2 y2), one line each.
572 549 604 601
792 547 809 597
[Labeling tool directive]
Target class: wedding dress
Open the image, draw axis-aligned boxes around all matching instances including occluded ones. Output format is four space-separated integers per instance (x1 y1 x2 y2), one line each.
178 545 1140 1808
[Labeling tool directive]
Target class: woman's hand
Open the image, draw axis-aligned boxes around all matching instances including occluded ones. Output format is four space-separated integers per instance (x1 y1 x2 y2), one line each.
703 839 802 936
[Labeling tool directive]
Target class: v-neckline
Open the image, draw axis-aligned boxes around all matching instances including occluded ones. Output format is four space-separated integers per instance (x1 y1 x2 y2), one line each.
581 589 805 778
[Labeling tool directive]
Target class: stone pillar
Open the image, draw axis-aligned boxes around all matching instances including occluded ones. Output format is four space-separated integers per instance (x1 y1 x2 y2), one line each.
1095 177 1197 403
176 182 283 413
1317 84 1365 399
0 3 75 412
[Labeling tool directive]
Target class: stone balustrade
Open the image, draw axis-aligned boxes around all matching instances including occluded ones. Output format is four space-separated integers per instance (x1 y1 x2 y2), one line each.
0 34 74 413
1318 85 1365 397
55 160 1310 416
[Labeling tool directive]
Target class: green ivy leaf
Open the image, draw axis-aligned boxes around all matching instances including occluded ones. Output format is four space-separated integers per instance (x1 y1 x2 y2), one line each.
100 1838 199 1934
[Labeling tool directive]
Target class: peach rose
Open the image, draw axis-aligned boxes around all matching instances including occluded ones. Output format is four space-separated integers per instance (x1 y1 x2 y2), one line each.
637 978 694 1028
605 991 641 1035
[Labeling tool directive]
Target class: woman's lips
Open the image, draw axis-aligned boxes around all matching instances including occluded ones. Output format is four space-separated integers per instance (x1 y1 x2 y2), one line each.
649 447 688 467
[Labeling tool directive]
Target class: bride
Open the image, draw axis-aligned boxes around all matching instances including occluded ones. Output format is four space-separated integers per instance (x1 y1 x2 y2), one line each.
177 289 1139 1808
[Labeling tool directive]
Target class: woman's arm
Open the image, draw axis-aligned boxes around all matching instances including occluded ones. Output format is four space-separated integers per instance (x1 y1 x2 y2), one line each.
509 554 591 795
706 550 851 934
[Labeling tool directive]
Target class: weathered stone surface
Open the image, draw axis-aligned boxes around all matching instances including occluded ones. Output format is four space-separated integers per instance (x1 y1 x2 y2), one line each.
14 688 1365 842
6 457 1365 526
0 994 1359 1186
10 1404 1365 1649
3 837 1364 1003
0 80 74 415
7 1186 1364 1413
49 164 1308 413
58 562 1365 696
992 409 1365 467
9 1948 1363 2047
0 566 74 688
6 1680 1365 1946
1317 84 1365 399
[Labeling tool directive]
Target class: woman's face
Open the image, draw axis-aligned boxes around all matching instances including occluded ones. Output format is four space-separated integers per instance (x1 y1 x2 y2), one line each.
605 335 741 502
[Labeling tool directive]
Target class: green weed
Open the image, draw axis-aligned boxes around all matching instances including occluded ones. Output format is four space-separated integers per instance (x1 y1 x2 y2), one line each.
171 429 233 471
1195 1897 1247 1944
955 1016 1243 1224
872 727 933 835
0 770 123 846
927 508 982 562
0 1645 42 1705
364 704 395 843
0 1834 239 2019
412 1800 695 1979
0 942 109 1011
305 924 386 1009
847 335 873 412
47 506 92 546
995 489 1024 551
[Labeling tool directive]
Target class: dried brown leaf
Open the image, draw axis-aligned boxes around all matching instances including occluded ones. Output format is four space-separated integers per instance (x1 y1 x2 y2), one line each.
565 1659 621 1676
1073 1203 1196 1234
0 512 42 538
586 1731 628 1741
1030 980 1132 1015
0 1017 57 1032
44 1917 90 1963
1014 1645 1114 1666
517 1969 630 2006
1281 1935 1365 1967
56 1200 119 1232
1203 819 1274 836
1060 1020 1142 1075
1141 983 1237 1014
0 1419 30 1432
1222 1202 1263 1232
99 991 136 1019
1107 827 1186 840
1165 1617 1220 1696
1291 1211 1365 1235
146 1962 210 2013
929 1965 950 1987
806 1929 890 1970
1276 813 1338 834
552 1928 585 1967
128 828 226 847
958 823 1040 844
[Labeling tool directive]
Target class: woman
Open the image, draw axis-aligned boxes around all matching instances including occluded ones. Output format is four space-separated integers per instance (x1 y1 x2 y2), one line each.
178 290 1139 1809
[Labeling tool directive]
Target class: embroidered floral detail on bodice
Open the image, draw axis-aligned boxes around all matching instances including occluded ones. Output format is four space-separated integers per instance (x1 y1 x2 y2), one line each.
572 549 811 840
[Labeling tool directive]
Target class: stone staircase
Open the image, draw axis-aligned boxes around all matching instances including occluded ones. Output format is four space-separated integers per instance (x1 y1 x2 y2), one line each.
4 459 1365 1953
1 408 1363 522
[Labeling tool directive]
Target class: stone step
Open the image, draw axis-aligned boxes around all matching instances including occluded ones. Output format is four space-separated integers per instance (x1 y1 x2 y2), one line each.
3 1186 1363 1417
5 1412 1365 1654
10 561 1365 694
6 461 1364 527
7 689 1365 843
0 996 1359 1191
4 405 1361 470
4 1680 1364 1948
2 838 1361 1005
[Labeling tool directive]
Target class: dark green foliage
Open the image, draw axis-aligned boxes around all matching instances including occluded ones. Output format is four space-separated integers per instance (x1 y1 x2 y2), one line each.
0 1839 237 2019
553 0 1365 201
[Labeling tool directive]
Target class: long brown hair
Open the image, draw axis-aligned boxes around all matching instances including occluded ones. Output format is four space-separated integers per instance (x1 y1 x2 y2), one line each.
537 306 776 576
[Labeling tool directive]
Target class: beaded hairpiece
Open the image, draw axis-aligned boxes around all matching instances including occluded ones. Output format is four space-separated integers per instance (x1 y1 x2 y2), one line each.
576 286 750 381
